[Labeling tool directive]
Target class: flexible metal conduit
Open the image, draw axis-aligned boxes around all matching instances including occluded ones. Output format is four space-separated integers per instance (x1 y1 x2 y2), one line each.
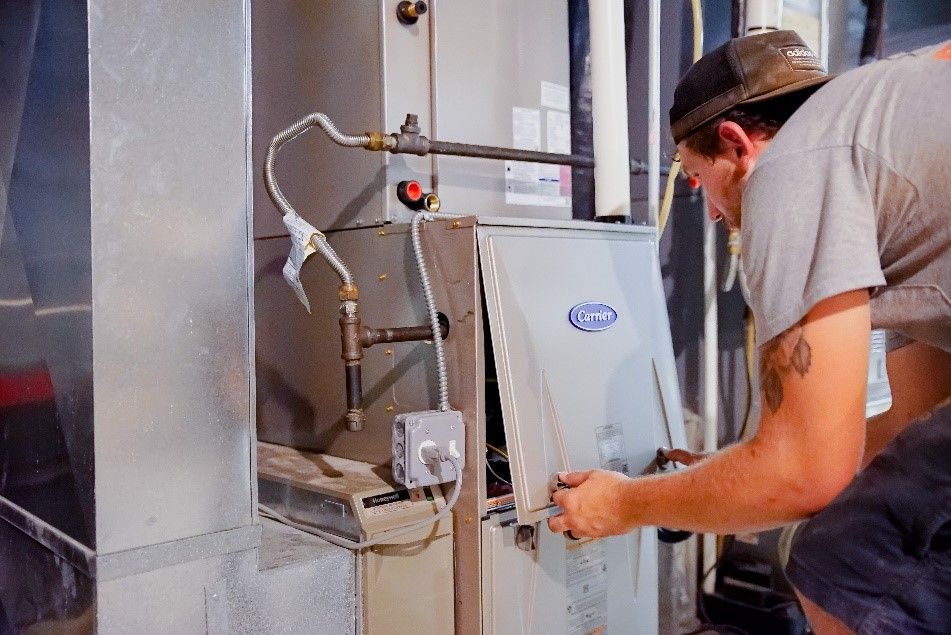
263 112 368 285
411 210 461 412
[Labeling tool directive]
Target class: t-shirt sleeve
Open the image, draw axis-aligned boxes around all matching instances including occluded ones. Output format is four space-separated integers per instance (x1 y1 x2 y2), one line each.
741 145 885 347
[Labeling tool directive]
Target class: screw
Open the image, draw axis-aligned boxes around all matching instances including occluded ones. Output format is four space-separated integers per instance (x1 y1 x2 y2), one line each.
385 405 394 413
378 273 388 281
385 348 393 356
378 229 386 236
451 220 461 229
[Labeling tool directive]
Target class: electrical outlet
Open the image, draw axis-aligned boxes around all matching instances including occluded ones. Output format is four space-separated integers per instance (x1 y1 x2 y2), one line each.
392 410 465 488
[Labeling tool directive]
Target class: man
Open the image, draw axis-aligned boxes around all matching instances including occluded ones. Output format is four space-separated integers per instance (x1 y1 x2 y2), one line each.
548 31 950 634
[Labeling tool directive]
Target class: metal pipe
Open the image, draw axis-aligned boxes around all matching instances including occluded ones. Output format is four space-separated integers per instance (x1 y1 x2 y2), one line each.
426 139 594 168
701 192 719 595
588 0 632 218
860 0 886 65
361 321 449 348
344 364 363 431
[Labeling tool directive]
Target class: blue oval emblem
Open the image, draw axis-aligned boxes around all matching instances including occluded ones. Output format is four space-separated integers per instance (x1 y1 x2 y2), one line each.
569 302 618 332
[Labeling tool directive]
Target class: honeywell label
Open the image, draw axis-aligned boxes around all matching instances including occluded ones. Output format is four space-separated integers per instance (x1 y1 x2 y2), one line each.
596 424 630 475
566 541 608 635
779 45 824 71
362 489 413 518
281 213 321 312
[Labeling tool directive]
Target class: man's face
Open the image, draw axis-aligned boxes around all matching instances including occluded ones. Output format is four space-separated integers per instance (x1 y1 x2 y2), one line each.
676 143 746 229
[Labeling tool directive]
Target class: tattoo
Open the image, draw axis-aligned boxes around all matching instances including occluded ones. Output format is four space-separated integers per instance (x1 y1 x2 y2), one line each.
760 323 812 413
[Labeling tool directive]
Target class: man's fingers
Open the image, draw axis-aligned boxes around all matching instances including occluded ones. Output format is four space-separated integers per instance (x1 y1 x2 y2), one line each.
559 470 593 487
551 487 570 508
547 514 568 534
660 448 707 466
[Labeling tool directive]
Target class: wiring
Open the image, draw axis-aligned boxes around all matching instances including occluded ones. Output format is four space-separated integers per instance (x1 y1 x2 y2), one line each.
485 442 508 460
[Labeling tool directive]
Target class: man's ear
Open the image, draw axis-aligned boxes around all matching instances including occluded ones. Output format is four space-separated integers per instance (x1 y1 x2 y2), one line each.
716 121 756 171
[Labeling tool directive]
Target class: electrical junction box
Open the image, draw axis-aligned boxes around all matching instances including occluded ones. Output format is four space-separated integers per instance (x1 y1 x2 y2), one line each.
392 409 465 488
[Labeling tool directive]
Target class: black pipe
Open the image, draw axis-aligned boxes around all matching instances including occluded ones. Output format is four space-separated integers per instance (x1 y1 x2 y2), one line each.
426 139 595 169
344 364 363 430
362 321 449 348
860 0 886 65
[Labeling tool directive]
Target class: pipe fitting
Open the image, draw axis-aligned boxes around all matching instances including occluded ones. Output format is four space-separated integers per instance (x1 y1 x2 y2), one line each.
345 408 365 432
338 283 359 302
396 1 428 25
365 131 388 152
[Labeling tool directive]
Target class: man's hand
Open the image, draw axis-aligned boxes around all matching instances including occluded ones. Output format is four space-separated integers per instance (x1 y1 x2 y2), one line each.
547 469 635 539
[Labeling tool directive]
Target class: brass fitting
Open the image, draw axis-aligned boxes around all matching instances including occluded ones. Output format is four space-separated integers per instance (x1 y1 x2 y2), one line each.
338 283 359 302
365 131 387 152
423 193 441 213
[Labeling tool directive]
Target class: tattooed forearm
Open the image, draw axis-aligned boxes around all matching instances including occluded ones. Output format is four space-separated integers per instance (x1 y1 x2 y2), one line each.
760 323 812 413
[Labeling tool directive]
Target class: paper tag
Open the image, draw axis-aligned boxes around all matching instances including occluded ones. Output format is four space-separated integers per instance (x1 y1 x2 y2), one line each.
512 107 541 151
547 110 571 155
281 213 322 312
541 81 570 111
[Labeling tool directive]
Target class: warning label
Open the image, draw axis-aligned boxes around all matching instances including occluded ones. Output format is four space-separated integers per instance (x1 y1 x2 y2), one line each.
596 424 630 475
566 540 608 635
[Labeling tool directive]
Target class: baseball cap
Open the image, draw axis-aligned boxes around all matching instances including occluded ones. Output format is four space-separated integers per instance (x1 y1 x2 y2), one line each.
669 30 832 144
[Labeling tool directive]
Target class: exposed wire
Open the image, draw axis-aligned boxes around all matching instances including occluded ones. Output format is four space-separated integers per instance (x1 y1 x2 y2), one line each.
738 310 756 440
486 460 512 486
658 156 682 238
259 454 463 551
485 443 508 460
658 0 703 238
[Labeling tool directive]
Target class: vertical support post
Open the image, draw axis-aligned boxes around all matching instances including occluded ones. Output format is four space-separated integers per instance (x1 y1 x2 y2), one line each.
648 0 661 228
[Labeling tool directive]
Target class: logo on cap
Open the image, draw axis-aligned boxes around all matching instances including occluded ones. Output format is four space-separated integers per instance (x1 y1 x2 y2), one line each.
779 46 824 72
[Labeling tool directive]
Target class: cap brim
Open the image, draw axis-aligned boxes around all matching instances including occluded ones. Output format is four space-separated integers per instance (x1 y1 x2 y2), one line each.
672 74 834 144
740 73 835 106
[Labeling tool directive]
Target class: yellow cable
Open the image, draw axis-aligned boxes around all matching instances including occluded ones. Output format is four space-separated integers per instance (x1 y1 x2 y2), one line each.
485 443 508 460
658 0 702 239
658 157 681 238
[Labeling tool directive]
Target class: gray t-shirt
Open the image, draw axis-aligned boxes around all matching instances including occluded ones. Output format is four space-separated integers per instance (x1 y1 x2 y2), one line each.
742 42 951 352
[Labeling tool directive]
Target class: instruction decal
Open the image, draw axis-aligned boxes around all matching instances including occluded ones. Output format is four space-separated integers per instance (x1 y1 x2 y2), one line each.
506 107 571 207
596 424 630 476
566 540 609 635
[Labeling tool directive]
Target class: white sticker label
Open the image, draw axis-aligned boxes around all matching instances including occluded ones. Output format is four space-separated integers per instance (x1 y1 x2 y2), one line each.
281 213 322 312
504 161 572 207
595 424 630 475
547 110 572 155
512 107 541 151
566 541 608 635
541 80 570 111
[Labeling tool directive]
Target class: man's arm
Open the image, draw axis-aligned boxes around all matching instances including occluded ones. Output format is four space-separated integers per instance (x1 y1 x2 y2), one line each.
548 289 870 538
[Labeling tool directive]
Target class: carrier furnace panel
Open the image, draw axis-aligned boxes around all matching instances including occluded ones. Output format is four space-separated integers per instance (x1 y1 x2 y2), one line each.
477 220 686 635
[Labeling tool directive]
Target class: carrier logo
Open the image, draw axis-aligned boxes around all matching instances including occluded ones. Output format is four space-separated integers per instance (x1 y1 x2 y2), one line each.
569 302 618 332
